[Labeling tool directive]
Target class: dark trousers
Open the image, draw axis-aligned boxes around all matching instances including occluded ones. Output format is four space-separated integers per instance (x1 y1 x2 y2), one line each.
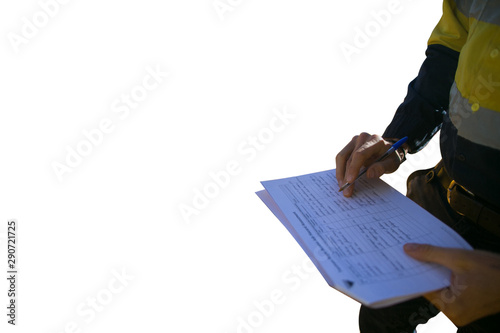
358 167 500 333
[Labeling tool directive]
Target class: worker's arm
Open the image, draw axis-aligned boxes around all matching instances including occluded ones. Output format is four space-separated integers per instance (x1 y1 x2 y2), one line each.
336 0 465 194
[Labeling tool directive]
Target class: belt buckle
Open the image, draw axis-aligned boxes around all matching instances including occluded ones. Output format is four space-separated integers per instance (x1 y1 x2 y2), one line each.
447 181 463 215
447 180 475 216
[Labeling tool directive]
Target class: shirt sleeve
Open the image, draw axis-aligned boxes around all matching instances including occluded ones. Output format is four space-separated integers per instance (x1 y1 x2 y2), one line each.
382 0 467 153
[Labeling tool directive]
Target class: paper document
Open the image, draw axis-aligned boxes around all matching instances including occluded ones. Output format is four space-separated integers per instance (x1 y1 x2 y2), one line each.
257 169 472 308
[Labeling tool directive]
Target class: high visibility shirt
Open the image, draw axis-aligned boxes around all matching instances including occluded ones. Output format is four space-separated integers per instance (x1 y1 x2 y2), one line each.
383 0 500 208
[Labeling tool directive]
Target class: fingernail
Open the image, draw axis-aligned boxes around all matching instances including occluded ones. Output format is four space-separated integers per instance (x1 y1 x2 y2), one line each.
344 186 353 197
404 243 421 252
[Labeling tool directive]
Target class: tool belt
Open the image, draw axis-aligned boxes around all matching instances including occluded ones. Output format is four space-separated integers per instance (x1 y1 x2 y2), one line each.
426 161 500 238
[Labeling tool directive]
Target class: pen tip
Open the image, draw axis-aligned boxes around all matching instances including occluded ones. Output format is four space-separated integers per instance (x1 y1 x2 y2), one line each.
338 184 347 192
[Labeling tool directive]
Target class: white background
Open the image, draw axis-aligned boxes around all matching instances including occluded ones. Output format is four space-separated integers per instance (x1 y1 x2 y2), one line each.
1 0 454 332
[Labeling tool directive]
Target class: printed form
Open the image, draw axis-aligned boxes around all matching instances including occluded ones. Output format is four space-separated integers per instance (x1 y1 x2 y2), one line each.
257 169 472 308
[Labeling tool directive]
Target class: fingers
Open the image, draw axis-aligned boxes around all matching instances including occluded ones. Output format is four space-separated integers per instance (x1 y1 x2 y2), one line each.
335 135 357 186
336 133 392 197
336 133 370 197
403 243 471 272
366 153 401 178
346 134 391 181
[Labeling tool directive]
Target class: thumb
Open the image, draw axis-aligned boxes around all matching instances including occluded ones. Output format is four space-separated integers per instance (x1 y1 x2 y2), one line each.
366 154 401 179
403 243 468 271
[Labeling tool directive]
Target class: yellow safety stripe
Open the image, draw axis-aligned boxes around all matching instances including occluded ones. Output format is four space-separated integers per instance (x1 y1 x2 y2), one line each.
428 0 500 150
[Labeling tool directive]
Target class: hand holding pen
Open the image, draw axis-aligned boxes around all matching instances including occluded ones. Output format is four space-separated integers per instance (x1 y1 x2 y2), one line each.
335 133 408 197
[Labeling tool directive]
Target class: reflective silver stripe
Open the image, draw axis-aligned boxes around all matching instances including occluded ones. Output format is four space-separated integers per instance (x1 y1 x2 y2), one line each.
449 82 500 150
456 0 500 26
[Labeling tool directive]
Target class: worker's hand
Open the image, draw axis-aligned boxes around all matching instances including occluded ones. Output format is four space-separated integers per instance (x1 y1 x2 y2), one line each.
404 243 500 326
335 133 403 197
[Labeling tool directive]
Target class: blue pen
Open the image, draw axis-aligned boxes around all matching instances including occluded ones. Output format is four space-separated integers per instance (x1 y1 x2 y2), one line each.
338 136 408 192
